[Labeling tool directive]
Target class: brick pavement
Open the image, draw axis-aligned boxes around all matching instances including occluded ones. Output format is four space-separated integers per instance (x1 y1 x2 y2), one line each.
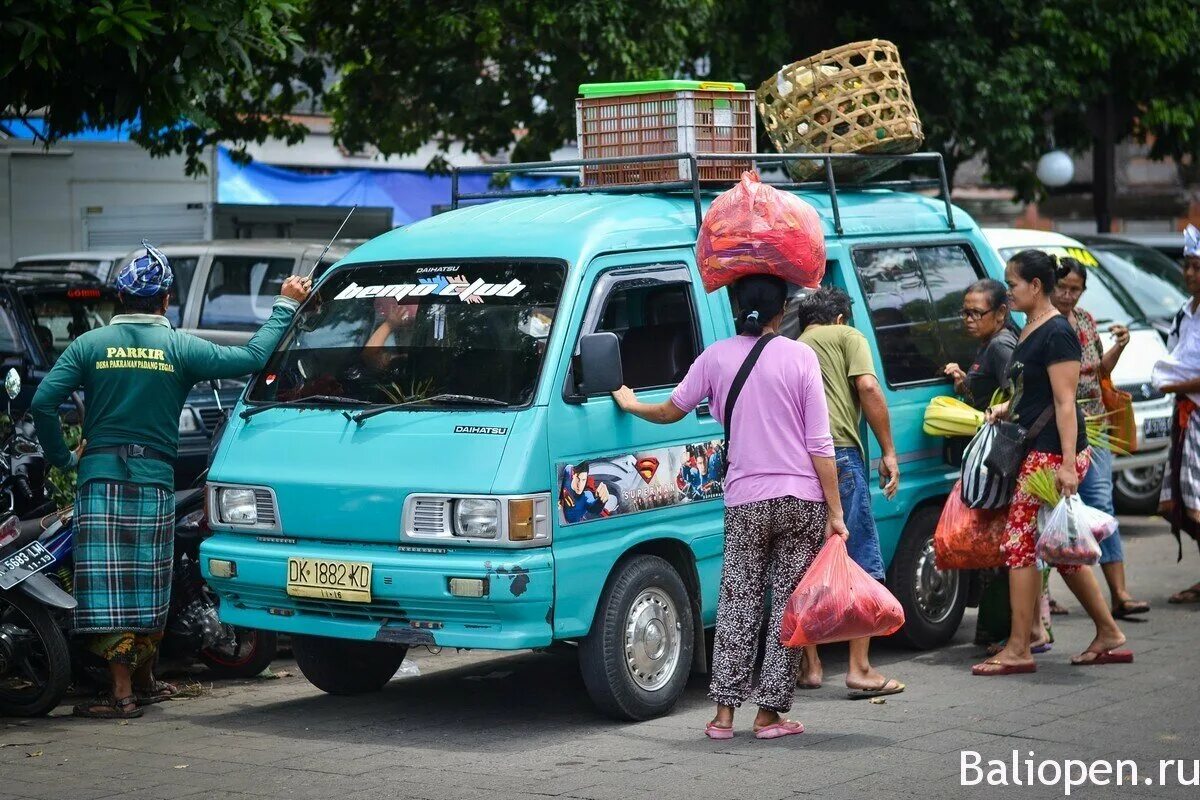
2 517 1197 800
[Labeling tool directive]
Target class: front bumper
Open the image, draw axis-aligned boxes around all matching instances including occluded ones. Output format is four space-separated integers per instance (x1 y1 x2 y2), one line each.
200 533 554 650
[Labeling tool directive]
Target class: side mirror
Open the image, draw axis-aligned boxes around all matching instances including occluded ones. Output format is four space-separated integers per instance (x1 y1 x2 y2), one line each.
578 332 624 396
4 368 20 400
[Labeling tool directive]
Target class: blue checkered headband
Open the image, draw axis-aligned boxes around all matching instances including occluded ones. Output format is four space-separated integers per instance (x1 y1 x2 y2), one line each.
116 240 174 297
1186 224 1200 258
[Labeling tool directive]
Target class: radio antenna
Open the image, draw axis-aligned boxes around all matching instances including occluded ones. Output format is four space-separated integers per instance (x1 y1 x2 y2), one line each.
304 205 357 277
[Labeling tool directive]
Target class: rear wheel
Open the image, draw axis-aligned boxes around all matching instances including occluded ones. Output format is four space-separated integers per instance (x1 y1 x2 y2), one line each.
0 592 71 717
579 555 693 721
1113 463 1164 515
292 635 408 695
887 505 966 649
199 628 278 679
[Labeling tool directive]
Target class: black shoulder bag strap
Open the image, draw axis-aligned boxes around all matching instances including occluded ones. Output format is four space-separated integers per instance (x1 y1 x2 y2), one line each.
1024 405 1057 444
722 334 778 476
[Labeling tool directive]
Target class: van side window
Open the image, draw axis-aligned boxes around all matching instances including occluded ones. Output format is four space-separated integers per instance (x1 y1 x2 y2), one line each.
852 244 984 387
200 256 295 331
577 275 699 393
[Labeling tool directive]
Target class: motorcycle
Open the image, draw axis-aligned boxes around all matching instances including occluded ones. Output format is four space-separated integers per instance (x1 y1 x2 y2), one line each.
0 369 76 717
0 372 276 716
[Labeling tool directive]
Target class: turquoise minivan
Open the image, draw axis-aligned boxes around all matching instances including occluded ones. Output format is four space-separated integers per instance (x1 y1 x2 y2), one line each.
201 153 1007 719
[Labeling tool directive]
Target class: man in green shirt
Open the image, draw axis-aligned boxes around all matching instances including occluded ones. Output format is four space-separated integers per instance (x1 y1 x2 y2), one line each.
795 287 905 699
31 242 311 719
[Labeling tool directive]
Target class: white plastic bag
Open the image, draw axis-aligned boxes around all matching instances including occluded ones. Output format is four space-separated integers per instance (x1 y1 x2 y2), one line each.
1036 496 1108 566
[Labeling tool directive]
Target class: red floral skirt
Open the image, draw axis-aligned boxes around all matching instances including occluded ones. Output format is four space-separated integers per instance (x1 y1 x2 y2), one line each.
1002 448 1092 573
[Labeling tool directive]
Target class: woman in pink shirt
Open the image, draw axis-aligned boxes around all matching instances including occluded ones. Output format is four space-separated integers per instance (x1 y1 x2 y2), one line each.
613 275 848 740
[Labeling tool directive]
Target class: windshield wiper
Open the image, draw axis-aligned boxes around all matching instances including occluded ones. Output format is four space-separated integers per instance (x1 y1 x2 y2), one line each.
240 394 372 420
352 393 508 424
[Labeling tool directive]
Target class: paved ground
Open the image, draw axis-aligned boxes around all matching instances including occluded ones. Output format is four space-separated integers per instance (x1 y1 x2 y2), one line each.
3 516 1198 800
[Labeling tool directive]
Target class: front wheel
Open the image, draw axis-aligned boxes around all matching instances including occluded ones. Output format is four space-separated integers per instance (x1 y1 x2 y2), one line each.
579 555 694 721
292 635 408 695
1113 463 1164 515
0 591 71 717
199 628 278 679
887 505 966 649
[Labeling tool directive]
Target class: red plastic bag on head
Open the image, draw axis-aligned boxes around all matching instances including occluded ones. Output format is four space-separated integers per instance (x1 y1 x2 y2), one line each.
779 536 904 648
933 481 1007 571
696 171 826 293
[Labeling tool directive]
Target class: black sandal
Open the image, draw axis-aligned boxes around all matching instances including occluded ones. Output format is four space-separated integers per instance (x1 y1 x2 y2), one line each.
134 680 179 705
1112 599 1150 618
72 694 143 719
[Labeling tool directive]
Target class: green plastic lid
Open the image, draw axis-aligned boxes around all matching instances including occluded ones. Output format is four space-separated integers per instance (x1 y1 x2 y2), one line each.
578 80 746 98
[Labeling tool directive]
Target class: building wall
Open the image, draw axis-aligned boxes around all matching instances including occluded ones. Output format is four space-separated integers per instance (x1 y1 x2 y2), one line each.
0 141 213 266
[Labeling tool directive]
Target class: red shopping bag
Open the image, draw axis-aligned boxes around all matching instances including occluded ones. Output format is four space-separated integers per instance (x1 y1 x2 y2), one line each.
696 171 826 293
933 481 1008 570
779 535 905 647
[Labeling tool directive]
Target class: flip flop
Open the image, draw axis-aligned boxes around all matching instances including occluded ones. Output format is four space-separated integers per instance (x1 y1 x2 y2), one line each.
704 722 734 740
135 680 179 706
1071 649 1134 666
753 720 804 740
72 695 143 720
972 659 1037 676
796 681 822 690
847 678 905 700
1168 587 1200 605
1112 600 1150 619
1049 599 1070 615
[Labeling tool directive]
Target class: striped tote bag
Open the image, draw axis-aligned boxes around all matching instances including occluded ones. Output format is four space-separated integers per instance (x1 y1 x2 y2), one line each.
960 422 1016 510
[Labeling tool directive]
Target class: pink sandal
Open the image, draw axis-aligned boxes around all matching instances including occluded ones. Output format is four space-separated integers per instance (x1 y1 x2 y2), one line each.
754 720 804 740
705 722 734 740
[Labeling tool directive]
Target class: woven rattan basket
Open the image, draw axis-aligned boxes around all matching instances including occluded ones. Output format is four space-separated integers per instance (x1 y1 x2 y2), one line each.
757 40 923 182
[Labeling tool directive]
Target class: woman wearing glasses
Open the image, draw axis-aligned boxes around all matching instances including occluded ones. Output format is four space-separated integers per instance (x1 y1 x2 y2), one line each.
944 279 1018 411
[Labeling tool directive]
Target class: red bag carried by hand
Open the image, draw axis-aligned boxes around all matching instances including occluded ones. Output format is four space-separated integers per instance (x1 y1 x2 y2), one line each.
696 171 826 293
933 481 1007 571
780 536 905 647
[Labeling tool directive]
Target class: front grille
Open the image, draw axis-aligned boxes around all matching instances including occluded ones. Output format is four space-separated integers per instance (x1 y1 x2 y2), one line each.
1119 383 1166 403
254 489 278 527
412 498 449 535
198 408 225 431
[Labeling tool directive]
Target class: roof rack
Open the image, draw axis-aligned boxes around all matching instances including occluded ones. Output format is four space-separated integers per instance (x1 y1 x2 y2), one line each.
450 151 956 235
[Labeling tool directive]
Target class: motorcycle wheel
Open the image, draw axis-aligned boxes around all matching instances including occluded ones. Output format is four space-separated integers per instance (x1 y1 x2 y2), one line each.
0 591 71 717
198 628 278 679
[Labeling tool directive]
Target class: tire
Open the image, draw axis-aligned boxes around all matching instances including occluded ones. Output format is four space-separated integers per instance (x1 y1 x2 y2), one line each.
1113 463 1164 516
579 555 694 721
292 634 408 695
199 628 278 679
887 504 966 650
0 591 71 717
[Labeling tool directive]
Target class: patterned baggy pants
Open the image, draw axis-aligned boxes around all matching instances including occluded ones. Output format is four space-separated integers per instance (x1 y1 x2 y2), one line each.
708 495 827 713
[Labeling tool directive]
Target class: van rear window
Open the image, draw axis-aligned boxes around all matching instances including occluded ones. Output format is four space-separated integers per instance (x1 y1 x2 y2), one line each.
249 260 565 408
852 244 985 387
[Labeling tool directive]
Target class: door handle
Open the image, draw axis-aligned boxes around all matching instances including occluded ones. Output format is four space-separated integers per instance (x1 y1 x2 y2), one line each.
697 403 711 418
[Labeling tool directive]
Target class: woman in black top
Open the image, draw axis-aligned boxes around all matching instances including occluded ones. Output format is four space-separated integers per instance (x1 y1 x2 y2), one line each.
972 250 1129 676
944 278 1018 410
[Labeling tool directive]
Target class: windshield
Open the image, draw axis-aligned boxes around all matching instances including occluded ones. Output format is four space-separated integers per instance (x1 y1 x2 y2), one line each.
23 287 117 362
999 245 1143 325
1097 244 1184 288
1093 250 1185 321
248 260 565 407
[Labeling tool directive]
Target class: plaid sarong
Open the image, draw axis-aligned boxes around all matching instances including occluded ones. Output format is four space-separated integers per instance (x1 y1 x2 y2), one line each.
71 481 175 635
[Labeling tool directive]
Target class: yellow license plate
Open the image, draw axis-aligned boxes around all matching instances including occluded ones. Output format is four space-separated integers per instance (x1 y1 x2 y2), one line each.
286 558 373 603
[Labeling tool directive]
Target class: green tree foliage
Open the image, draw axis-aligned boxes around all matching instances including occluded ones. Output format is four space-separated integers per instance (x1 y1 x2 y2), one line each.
305 0 712 164
0 0 322 175
706 0 1200 198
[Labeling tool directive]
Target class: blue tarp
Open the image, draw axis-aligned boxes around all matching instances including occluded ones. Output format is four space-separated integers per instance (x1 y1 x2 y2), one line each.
217 148 565 226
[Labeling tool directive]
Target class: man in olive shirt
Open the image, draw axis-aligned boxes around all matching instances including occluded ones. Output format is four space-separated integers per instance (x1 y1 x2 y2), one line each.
795 287 905 699
31 242 311 719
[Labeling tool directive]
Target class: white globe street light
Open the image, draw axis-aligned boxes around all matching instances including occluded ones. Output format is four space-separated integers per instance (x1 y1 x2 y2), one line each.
1036 150 1074 188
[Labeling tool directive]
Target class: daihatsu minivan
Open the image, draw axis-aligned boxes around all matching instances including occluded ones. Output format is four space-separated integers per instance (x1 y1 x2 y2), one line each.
201 154 1008 719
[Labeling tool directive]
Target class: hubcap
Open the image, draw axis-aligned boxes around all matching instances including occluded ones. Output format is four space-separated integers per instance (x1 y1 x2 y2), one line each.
913 535 959 625
623 587 681 692
1115 464 1165 499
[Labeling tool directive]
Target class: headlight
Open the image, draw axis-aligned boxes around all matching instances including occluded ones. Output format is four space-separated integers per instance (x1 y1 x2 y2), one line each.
453 498 500 539
178 407 200 434
217 487 257 525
